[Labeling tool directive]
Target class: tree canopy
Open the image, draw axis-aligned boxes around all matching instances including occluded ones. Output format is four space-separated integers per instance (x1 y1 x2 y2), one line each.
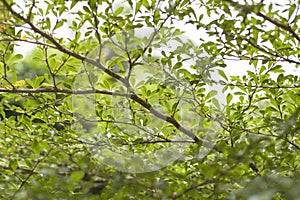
0 0 300 199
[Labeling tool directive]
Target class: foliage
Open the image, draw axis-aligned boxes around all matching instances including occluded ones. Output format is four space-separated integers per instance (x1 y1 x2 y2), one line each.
0 0 300 199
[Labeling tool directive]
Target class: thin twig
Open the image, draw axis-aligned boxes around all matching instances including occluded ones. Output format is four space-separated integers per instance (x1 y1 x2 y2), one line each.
10 149 53 199
1 0 202 142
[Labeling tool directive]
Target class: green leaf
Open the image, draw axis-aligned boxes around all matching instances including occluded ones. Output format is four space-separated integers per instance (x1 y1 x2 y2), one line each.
211 98 220 109
288 4 296 20
115 7 124 16
142 0 150 8
70 171 85 181
31 139 40 155
226 93 233 104
135 1 143 13
154 10 161 24
45 17 51 29
206 90 217 100
9 159 18 171
7 54 23 65
269 65 284 73
33 76 45 88
83 6 91 13
39 141 50 152
218 69 228 81
173 62 182 70
71 0 77 9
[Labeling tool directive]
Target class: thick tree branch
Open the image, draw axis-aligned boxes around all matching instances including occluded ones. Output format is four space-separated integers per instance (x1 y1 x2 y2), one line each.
1 0 202 142
130 94 201 142
0 87 130 96
1 0 128 86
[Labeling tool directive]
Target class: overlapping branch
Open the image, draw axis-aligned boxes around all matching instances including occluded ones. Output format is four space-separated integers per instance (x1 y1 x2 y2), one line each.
1 0 202 142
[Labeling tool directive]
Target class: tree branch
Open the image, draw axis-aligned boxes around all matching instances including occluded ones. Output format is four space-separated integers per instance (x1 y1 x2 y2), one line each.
172 180 215 199
217 55 300 64
11 149 53 199
256 11 300 42
0 0 128 86
1 0 202 142
224 0 300 42
223 82 300 89
0 0 202 143
0 87 130 96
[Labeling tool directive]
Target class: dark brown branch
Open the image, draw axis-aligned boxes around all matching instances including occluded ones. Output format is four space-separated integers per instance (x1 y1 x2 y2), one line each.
256 11 300 42
225 0 300 42
172 180 215 199
1 0 202 143
81 118 199 144
0 87 130 96
130 139 195 144
224 83 300 89
243 37 300 65
0 37 57 49
0 0 128 86
11 149 53 199
0 86 202 141
218 55 300 65
285 138 300 150
130 94 201 142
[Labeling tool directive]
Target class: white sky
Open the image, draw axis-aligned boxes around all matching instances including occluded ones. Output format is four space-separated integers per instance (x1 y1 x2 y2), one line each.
13 0 300 82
